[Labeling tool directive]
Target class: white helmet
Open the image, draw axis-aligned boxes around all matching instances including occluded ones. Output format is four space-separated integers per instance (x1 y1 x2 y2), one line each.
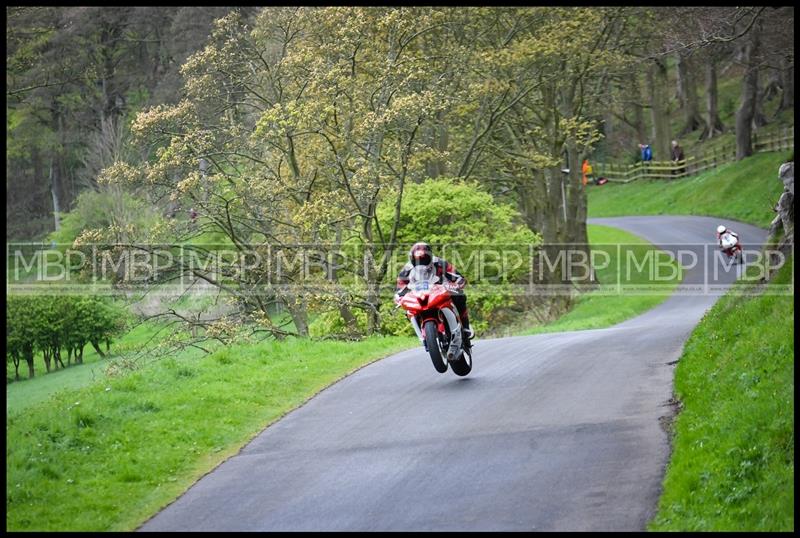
717 225 726 234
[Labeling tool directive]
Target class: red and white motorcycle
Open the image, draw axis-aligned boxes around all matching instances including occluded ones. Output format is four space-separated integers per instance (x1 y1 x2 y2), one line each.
395 265 472 376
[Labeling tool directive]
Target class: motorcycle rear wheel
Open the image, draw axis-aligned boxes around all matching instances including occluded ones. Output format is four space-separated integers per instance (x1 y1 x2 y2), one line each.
423 319 448 373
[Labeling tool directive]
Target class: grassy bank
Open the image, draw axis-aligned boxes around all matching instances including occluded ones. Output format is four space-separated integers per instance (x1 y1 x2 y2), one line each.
517 224 683 335
6 335 415 531
649 255 794 531
588 151 790 228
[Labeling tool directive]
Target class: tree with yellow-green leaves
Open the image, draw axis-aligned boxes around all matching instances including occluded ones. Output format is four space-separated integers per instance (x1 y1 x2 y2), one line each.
100 7 637 338
105 8 464 336
423 8 634 284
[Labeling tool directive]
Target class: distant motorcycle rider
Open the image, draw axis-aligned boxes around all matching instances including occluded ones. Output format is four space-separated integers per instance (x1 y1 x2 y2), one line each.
395 242 474 352
716 224 740 256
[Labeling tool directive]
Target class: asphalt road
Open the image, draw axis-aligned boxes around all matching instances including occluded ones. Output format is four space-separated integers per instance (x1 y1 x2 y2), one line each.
139 215 768 532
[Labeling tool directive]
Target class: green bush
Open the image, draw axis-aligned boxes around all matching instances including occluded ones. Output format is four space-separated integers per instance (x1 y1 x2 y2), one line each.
375 178 541 334
379 305 418 337
48 188 162 248
308 309 368 338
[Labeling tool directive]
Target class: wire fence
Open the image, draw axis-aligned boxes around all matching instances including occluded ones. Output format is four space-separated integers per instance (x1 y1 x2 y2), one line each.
596 126 794 183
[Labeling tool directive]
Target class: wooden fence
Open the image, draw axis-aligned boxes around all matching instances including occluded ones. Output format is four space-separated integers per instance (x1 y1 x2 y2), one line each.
596 126 794 183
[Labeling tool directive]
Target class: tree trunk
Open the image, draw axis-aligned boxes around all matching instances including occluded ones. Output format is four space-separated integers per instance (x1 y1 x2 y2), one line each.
327 229 361 335
626 75 647 144
25 347 35 379
777 58 794 113
701 55 725 140
676 51 703 135
54 347 66 369
91 340 107 358
284 299 309 337
12 355 21 381
752 76 769 129
365 283 381 336
735 21 761 160
761 68 782 102
565 142 592 284
49 162 61 232
648 57 672 164
43 348 51 373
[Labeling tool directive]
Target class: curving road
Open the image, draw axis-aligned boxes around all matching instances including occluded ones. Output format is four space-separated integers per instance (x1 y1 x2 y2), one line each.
139 216 767 532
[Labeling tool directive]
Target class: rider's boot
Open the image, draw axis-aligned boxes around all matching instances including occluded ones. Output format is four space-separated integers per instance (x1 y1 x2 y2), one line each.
461 317 474 348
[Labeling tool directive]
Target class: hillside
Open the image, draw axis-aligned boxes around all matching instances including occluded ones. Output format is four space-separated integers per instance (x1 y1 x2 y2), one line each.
587 151 791 228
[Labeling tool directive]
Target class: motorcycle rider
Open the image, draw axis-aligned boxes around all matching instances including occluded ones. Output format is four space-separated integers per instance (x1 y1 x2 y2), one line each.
716 224 740 256
395 242 474 360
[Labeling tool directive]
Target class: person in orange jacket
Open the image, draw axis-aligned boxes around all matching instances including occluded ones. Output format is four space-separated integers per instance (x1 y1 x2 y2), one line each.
582 159 593 186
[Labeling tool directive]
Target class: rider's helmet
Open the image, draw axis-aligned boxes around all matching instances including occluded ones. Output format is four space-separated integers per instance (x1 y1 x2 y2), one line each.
409 242 433 268
716 225 727 235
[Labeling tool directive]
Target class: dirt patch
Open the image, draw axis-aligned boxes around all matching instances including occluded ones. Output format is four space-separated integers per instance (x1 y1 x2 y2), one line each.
658 396 683 437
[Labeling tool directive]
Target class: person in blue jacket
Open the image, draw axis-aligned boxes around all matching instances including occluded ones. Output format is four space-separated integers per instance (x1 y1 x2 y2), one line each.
639 143 653 162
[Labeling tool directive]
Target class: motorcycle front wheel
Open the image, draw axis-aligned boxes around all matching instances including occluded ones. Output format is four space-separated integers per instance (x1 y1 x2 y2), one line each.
450 346 472 377
423 319 448 373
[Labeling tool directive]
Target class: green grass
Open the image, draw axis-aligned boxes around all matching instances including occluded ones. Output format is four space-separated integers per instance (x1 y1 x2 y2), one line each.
649 255 794 531
6 334 416 531
588 151 791 228
519 224 683 335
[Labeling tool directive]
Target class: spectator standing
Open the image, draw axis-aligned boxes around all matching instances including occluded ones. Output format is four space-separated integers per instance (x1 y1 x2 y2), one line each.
639 143 653 162
638 143 653 177
671 140 685 176
581 159 593 186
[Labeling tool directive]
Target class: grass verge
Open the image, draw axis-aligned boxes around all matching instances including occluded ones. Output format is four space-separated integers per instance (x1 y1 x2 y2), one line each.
648 254 794 531
6 335 415 531
588 151 791 228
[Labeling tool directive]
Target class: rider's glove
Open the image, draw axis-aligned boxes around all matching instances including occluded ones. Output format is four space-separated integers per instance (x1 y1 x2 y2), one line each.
444 280 461 292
